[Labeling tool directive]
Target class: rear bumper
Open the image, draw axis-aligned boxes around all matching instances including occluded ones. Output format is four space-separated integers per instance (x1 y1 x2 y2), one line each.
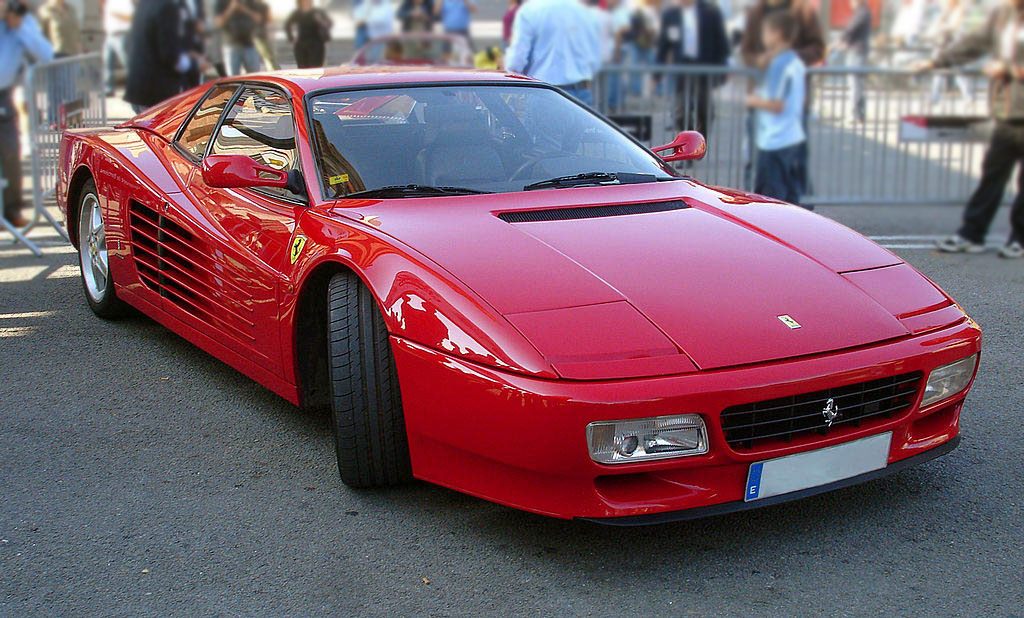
392 320 980 520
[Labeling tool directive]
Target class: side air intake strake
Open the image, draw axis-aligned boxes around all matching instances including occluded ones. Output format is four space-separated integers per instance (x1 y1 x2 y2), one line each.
496 200 688 224
128 201 255 343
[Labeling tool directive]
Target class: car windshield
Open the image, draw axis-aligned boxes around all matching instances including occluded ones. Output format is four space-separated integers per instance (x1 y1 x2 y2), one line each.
308 84 677 198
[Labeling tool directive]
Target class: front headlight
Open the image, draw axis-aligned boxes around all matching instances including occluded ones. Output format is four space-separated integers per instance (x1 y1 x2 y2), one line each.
586 414 709 464
921 354 978 408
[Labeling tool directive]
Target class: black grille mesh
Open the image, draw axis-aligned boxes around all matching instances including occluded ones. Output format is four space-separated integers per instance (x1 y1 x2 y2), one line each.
496 200 688 223
721 372 923 450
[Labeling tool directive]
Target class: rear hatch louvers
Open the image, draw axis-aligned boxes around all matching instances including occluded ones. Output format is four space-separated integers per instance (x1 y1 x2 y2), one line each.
127 201 255 343
496 200 688 224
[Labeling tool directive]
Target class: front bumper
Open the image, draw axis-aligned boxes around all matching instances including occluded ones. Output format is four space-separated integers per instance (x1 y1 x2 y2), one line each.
392 320 980 521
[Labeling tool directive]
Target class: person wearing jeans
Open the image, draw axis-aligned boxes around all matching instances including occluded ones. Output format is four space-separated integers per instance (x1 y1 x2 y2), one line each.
920 0 1024 258
215 0 263 75
103 0 134 95
1 3 54 228
835 0 871 122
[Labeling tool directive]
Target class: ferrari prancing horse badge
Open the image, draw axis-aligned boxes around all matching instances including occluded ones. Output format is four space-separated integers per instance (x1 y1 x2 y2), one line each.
290 236 307 264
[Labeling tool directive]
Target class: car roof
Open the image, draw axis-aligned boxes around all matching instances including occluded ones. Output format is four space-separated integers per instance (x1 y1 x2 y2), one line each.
231 67 535 94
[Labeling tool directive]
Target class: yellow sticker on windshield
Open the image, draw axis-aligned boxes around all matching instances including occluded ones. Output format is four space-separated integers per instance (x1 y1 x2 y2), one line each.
290 236 307 264
329 174 350 185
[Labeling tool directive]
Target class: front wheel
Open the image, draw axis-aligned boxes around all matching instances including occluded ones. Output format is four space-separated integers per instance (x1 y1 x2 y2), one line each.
77 180 128 319
326 271 413 488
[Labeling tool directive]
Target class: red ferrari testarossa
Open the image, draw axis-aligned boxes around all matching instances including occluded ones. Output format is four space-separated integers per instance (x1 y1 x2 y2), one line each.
59 67 981 523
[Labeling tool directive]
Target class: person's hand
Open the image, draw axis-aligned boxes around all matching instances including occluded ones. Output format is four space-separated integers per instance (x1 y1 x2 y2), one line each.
190 51 213 74
745 94 761 109
911 59 935 73
983 59 1010 80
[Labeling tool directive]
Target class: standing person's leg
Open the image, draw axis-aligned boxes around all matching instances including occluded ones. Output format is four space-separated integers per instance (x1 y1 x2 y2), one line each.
355 24 369 49
695 77 712 138
243 45 262 73
295 43 316 69
313 43 328 68
103 35 118 95
849 51 865 121
0 93 25 224
954 123 1018 246
114 34 130 85
563 84 594 107
954 74 972 103
754 148 786 200
929 74 944 104
227 45 243 75
780 142 803 206
625 43 642 96
254 36 279 70
673 77 688 132
1004 156 1024 255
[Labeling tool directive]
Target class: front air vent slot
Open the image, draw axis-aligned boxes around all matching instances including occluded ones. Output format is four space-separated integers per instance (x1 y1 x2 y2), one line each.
496 200 688 223
127 201 255 343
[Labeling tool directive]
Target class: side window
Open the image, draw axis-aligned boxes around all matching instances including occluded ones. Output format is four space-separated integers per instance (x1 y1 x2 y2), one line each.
210 86 302 201
177 85 237 159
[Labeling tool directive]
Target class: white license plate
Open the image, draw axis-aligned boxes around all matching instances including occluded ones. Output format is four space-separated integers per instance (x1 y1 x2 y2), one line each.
744 432 892 502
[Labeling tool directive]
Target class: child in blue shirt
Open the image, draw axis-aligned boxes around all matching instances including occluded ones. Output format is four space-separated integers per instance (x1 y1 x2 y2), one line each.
745 11 807 206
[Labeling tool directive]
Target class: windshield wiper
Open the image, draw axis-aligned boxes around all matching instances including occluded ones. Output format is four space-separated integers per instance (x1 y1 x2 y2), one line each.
343 184 493 199
523 172 662 192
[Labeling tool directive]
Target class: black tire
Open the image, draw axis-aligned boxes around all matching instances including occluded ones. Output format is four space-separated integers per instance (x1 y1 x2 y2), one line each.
77 179 129 319
326 271 413 488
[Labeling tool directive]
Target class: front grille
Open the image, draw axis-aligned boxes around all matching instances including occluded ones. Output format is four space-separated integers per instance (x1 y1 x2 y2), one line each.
721 372 923 450
496 200 688 223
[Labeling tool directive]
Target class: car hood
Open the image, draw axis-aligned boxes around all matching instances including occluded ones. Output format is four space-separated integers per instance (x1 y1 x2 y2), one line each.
332 181 949 377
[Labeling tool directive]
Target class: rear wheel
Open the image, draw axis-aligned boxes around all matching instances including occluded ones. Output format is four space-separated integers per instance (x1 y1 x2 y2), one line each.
326 271 413 488
77 180 128 319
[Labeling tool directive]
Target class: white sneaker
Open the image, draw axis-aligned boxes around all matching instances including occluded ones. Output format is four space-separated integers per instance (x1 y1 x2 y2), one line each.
998 240 1023 259
936 235 986 254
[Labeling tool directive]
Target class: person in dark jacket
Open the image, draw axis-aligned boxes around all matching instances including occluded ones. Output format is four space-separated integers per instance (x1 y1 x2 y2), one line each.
398 0 434 32
656 0 730 137
125 0 209 113
285 0 332 68
835 0 871 121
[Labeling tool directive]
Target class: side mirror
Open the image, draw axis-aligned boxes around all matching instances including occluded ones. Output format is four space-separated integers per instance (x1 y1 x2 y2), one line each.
652 131 707 163
201 154 289 190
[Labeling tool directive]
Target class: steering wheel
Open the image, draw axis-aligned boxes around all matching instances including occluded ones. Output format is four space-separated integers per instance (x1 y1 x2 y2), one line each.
508 150 545 183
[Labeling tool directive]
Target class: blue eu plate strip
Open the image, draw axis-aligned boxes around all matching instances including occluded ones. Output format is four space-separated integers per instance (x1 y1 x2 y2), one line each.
745 462 764 501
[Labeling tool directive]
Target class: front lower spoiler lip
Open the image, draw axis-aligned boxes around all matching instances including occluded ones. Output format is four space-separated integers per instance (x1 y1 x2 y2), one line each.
577 434 961 526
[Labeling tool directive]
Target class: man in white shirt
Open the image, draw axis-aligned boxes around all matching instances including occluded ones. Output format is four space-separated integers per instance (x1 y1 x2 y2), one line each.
505 0 602 106
103 0 135 95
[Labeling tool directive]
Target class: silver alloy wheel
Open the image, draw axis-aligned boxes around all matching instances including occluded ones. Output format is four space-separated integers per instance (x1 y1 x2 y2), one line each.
78 193 109 303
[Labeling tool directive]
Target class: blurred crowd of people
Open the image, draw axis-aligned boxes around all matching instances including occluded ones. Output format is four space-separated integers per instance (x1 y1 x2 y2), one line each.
2 0 1021 252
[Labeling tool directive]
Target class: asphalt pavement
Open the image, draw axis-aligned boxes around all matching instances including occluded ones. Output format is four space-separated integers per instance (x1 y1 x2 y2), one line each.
1 203 1021 616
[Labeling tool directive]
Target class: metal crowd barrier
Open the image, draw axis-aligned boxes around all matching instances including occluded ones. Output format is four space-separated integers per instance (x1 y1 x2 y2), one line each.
1 53 107 256
593 63 991 206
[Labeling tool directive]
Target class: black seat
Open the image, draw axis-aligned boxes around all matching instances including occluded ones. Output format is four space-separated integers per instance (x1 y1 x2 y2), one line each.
419 104 505 187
